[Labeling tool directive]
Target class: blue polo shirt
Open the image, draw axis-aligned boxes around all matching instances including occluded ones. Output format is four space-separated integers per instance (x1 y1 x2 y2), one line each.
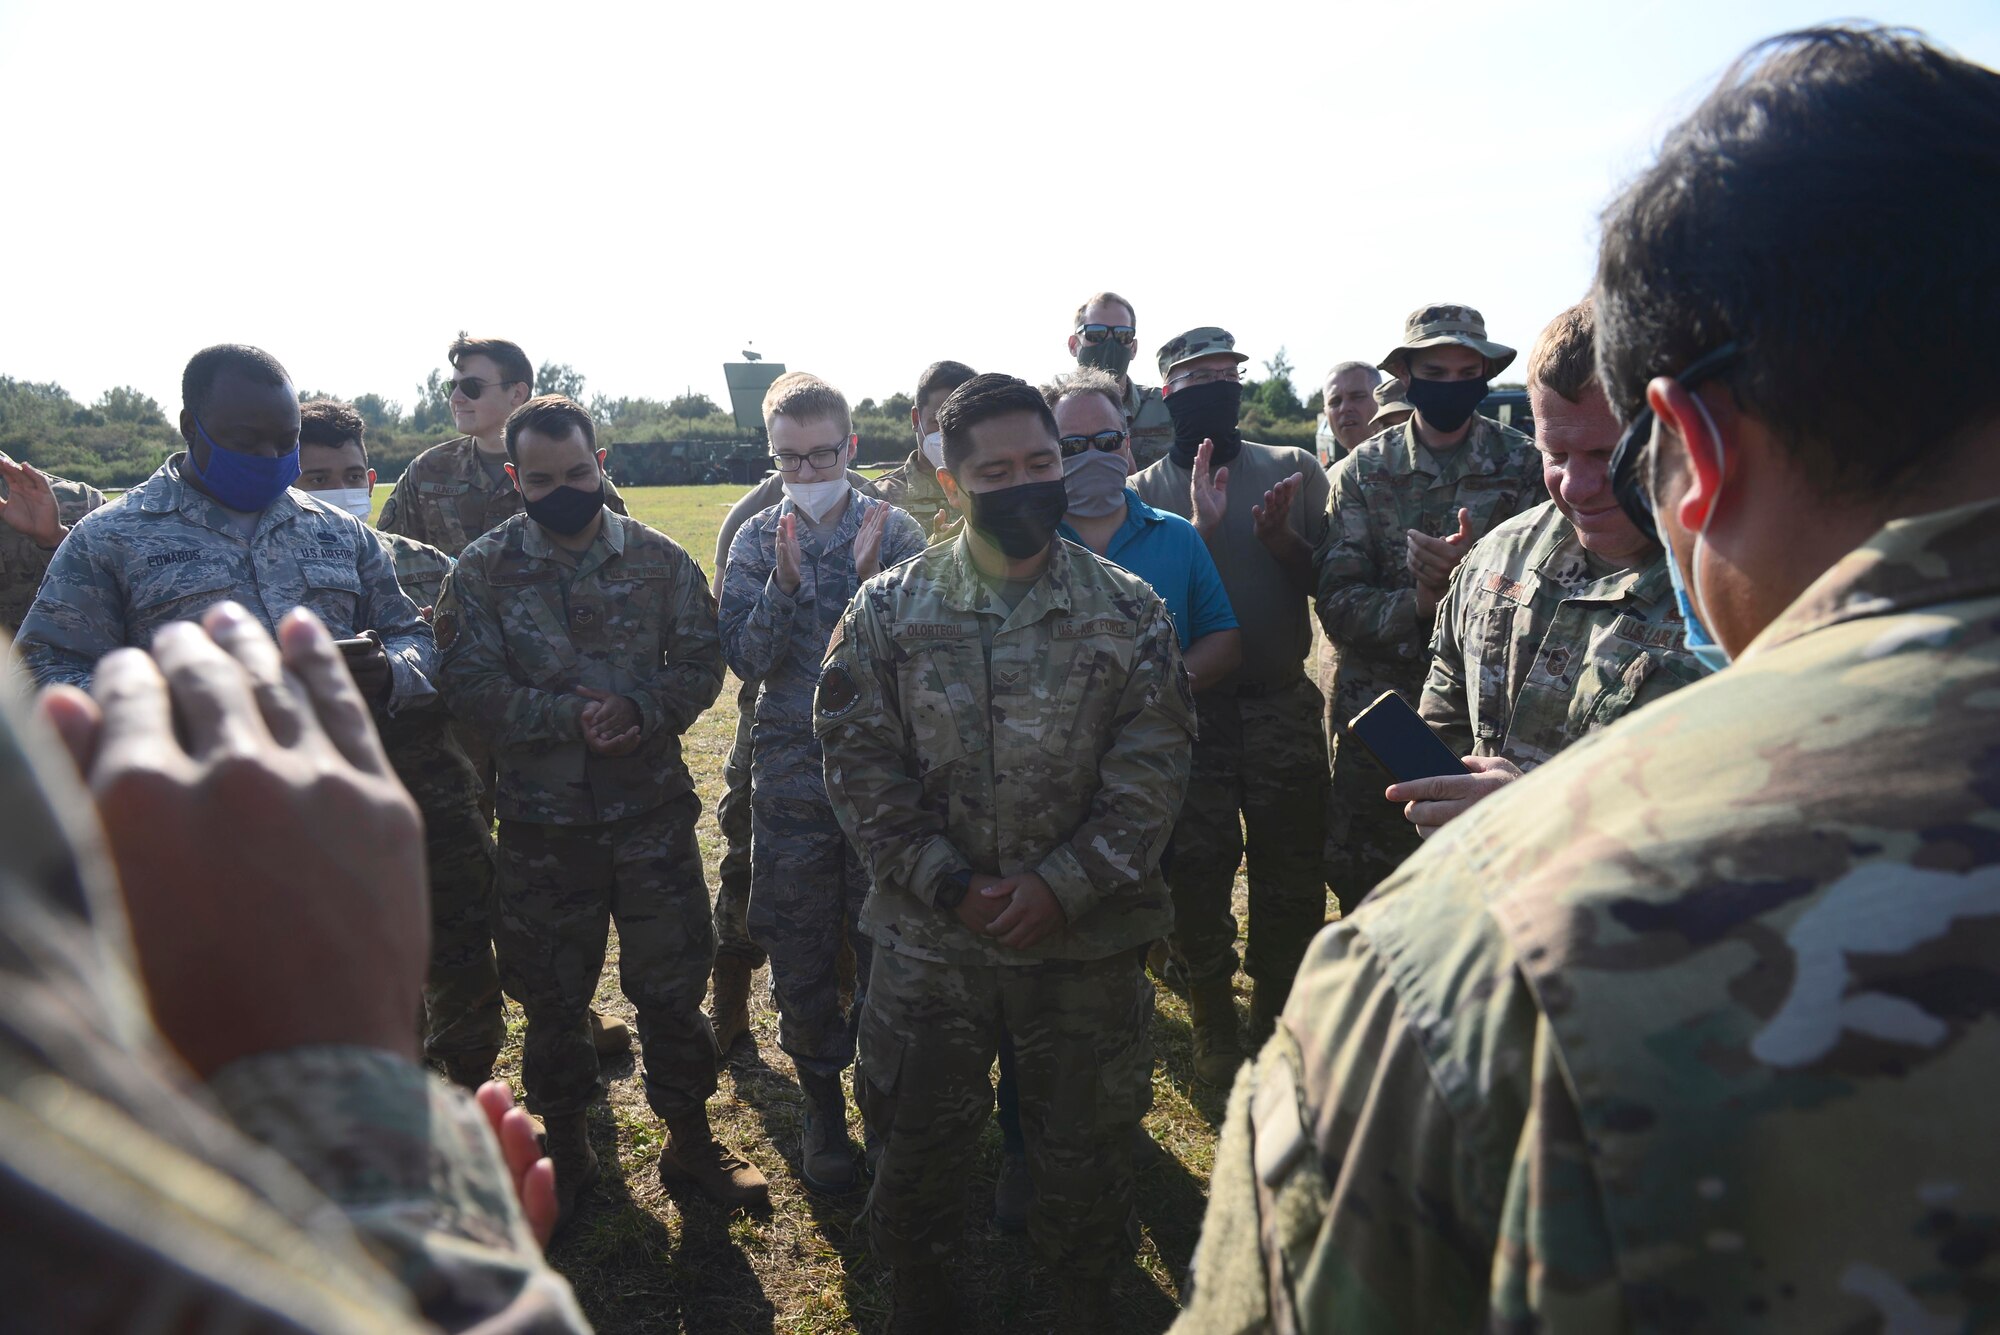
1059 489 1237 650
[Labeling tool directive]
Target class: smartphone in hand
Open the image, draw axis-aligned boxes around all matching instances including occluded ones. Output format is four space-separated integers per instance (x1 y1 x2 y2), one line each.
1347 690 1468 784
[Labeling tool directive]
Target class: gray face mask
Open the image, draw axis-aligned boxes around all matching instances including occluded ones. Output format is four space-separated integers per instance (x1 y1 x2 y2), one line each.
1062 448 1130 518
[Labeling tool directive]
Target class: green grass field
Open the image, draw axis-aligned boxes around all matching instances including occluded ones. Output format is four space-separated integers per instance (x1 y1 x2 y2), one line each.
418 484 1256 1335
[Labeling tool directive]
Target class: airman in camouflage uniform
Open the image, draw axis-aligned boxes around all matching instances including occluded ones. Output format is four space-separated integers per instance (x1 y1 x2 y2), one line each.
0 461 106 637
875 359 979 541
15 458 435 706
1314 305 1543 904
1420 501 1706 766
818 373 1194 1330
721 479 922 1190
707 463 882 1057
1176 497 2000 1335
0 647 587 1331
436 404 763 1215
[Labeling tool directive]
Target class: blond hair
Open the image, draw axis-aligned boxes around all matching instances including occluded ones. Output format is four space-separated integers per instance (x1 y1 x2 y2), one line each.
761 371 852 436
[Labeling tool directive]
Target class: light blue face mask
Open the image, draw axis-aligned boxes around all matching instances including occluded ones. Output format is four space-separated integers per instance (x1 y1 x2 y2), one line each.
1658 396 1732 673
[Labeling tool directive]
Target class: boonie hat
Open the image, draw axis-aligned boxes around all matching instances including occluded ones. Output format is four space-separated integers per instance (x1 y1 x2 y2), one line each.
1371 378 1416 424
1157 327 1250 381
1378 304 1516 377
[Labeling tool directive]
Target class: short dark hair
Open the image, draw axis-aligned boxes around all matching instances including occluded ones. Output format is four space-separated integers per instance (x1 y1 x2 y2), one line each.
1595 25 2000 499
1073 291 1136 328
299 399 368 461
936 373 1059 472
503 394 597 463
915 360 978 410
182 344 291 418
1527 301 1597 405
449 335 532 389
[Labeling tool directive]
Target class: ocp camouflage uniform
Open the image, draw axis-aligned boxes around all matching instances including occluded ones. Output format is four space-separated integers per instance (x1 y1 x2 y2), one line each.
374 530 504 1065
15 456 435 710
1313 414 1543 903
1419 499 1708 766
1124 378 1175 470
375 434 628 557
0 469 105 636
712 468 882 970
436 510 725 1121
720 491 924 1081
817 535 1194 1276
873 447 956 540
1176 497 2000 1335
0 629 585 1328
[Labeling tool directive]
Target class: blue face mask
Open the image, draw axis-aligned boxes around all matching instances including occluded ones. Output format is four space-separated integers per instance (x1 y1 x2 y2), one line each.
190 415 301 513
1656 396 1731 673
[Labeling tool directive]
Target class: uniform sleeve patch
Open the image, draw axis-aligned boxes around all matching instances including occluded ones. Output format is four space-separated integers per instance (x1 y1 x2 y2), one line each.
817 664 860 718
435 609 458 651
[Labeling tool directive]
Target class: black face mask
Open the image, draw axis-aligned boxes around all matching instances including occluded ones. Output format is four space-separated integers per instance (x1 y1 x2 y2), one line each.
1404 376 1490 433
964 479 1069 559
1077 338 1134 378
523 480 606 536
1165 380 1243 468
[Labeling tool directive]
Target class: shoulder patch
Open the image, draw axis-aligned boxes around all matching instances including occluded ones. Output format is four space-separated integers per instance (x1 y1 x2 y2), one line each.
435 608 459 651
817 664 860 719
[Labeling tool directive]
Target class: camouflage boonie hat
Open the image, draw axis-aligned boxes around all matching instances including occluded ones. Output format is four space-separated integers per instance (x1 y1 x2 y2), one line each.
1156 327 1250 381
1379 304 1517 376
1371 378 1415 424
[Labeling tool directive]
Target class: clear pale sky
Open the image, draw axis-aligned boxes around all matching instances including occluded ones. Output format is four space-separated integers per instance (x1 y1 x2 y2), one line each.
4 1 1996 417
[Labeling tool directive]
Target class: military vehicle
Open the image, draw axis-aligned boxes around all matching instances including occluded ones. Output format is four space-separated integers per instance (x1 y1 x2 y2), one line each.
1479 386 1534 436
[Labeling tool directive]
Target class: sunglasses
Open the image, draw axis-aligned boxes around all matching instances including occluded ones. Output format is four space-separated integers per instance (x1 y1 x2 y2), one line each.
447 377 524 401
1165 366 1243 391
1609 342 1741 544
1075 324 1137 347
1059 429 1129 457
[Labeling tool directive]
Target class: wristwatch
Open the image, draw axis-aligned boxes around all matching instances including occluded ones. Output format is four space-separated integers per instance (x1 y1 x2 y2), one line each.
935 868 975 912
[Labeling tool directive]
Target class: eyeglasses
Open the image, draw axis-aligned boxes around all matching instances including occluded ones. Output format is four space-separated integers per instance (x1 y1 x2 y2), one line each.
447 377 523 401
770 442 848 473
1609 342 1741 544
1058 429 1129 457
1075 324 1137 347
1165 366 1243 391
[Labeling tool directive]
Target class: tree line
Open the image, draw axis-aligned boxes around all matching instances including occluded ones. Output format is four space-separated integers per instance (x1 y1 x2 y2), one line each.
0 353 1325 491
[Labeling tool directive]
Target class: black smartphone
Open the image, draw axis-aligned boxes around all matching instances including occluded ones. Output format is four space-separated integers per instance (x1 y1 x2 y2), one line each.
1346 690 1468 784
332 634 377 657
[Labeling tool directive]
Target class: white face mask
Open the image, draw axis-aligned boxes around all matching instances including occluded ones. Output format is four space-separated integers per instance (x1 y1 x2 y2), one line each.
783 477 850 522
318 486 374 519
921 431 946 470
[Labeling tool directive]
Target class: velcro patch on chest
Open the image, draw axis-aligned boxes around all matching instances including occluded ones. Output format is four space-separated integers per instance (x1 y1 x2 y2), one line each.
1482 571 1533 603
1615 616 1686 649
145 549 206 570
416 482 470 496
893 621 974 641
571 605 598 629
1055 617 1135 639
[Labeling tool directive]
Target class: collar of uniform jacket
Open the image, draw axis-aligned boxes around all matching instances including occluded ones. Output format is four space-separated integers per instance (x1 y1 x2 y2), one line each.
439 436 511 494
1527 508 1674 611
1389 414 1516 487
935 530 1079 621
1742 497 2000 665
145 454 319 536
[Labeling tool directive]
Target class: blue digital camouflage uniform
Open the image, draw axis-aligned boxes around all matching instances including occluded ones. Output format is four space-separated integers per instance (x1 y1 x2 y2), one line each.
0 469 106 636
1177 497 2000 1333
0 654 585 1329
373 529 505 1067
436 509 725 1122
15 458 435 711
1418 499 1708 767
1314 415 1544 904
817 534 1194 1275
721 490 923 1082
712 468 882 971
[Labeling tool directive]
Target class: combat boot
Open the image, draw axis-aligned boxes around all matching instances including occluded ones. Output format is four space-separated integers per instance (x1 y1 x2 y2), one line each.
1187 974 1246 1086
1053 1270 1112 1335
707 955 754 1060
1248 979 1286 1047
992 1149 1031 1233
660 1109 770 1210
797 1070 858 1195
889 1263 953 1333
589 1007 631 1060
438 1046 499 1091
542 1112 598 1231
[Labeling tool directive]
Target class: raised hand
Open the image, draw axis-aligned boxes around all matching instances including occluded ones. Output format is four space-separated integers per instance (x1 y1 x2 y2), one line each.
853 502 888 582
1408 507 1475 614
1251 471 1308 564
775 513 804 594
1191 438 1229 537
0 454 68 548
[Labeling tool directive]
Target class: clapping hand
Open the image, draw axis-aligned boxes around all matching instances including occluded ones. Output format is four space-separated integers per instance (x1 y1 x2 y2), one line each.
0 454 67 548
1191 439 1229 537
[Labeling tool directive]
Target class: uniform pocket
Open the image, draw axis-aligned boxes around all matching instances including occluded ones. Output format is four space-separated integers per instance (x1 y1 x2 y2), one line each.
299 562 365 634
902 643 983 774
